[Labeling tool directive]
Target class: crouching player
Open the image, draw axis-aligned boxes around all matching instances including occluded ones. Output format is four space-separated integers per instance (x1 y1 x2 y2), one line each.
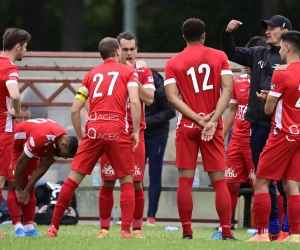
6 118 78 236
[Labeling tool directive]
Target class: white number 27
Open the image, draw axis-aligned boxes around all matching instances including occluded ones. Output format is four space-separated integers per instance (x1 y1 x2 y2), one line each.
187 64 213 93
93 72 119 98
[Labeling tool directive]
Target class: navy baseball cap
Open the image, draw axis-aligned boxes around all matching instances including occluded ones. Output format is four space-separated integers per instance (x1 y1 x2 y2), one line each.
260 15 292 30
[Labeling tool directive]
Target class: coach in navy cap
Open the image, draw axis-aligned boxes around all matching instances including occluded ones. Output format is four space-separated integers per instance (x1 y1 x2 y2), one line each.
261 15 292 30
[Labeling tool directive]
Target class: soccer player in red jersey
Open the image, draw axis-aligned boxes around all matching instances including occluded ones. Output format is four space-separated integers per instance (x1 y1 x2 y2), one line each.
248 31 300 243
6 118 78 237
211 36 268 239
46 37 141 238
0 28 31 238
98 32 155 239
164 18 235 240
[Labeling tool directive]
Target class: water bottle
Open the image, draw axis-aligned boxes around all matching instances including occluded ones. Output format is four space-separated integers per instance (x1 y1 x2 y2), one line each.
165 226 179 232
112 206 120 225
193 166 200 187
92 163 100 186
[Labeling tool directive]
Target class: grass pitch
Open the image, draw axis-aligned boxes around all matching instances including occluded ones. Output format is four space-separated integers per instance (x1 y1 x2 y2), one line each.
0 225 298 250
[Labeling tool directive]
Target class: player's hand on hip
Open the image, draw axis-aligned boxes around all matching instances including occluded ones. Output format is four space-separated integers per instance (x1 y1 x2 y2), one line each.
201 121 216 141
3 109 19 118
131 132 139 152
197 110 215 127
256 90 269 102
225 20 242 33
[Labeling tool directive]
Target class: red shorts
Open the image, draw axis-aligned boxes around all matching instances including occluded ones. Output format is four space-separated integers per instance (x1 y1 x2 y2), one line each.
71 123 135 179
225 140 255 183
0 132 14 176
256 130 300 181
100 131 145 181
175 126 225 172
6 150 40 186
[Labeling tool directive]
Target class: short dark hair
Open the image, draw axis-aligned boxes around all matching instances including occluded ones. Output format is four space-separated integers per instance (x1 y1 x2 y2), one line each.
98 37 120 60
116 31 138 46
182 18 205 42
281 30 300 53
66 136 78 157
3 28 31 51
246 36 268 48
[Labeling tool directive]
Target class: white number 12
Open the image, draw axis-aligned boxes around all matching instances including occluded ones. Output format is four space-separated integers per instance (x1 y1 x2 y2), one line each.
187 64 213 93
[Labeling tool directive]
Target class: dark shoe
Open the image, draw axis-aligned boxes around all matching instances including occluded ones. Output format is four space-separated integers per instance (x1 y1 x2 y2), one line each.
222 236 238 241
182 235 193 240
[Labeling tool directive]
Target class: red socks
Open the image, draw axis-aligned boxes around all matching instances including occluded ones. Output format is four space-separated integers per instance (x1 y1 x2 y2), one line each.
99 186 114 230
50 177 78 230
287 195 300 234
22 191 36 226
227 185 240 217
254 193 270 234
120 182 135 232
177 177 193 237
7 190 21 225
277 195 284 229
211 178 232 238
132 188 144 231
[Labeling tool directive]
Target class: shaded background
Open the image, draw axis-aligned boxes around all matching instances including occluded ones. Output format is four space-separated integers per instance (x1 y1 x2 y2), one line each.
1 0 299 52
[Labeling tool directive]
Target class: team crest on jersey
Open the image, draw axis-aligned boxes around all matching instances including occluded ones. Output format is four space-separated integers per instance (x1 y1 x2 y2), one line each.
29 137 35 147
102 164 115 176
270 83 275 90
134 165 142 176
148 76 154 82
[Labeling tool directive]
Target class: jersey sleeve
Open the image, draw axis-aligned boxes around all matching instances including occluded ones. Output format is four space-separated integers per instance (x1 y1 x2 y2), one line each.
164 60 176 86
141 68 156 90
75 74 89 103
269 71 286 98
220 52 233 76
23 133 46 158
229 79 238 104
127 69 139 88
5 65 19 86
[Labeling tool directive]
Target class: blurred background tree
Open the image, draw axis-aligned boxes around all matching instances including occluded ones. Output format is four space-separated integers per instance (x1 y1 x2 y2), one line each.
0 0 299 52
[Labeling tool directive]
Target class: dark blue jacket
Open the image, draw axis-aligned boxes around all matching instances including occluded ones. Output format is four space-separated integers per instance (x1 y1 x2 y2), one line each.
222 30 285 127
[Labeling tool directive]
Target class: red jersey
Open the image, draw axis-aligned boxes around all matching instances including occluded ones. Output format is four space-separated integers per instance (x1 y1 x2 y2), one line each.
269 62 300 140
0 57 19 133
14 119 68 158
230 74 251 141
82 59 138 131
126 62 155 133
164 44 232 128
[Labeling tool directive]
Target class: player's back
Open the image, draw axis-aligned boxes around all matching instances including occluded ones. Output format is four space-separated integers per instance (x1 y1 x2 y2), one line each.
14 118 67 152
0 57 18 132
165 44 231 125
275 62 300 139
84 59 137 129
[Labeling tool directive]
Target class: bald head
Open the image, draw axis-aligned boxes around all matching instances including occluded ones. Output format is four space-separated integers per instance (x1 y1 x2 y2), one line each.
98 37 120 60
136 60 148 68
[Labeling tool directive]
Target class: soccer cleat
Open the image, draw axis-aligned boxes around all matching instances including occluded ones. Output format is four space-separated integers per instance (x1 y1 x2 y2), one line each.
121 230 132 238
246 233 270 242
46 225 58 237
146 216 155 226
182 235 193 240
274 231 289 242
97 229 109 238
25 229 40 237
222 235 238 241
132 230 146 239
282 234 300 243
211 229 222 240
15 228 25 237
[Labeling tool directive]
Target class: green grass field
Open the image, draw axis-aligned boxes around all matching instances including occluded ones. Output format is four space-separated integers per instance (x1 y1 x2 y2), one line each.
0 225 299 250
